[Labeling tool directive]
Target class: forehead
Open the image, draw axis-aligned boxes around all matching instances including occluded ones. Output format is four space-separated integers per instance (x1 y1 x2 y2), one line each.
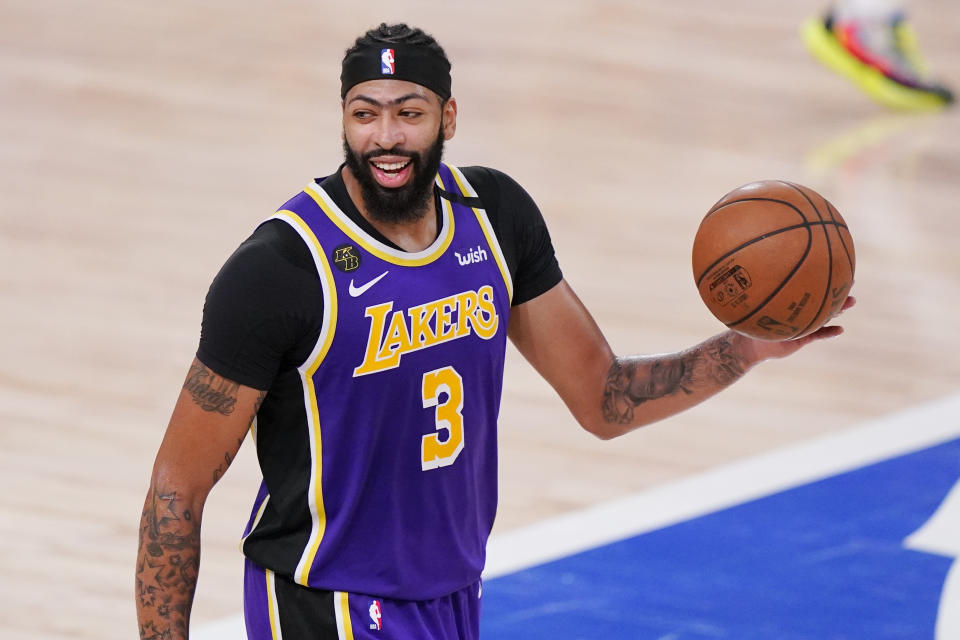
343 79 438 105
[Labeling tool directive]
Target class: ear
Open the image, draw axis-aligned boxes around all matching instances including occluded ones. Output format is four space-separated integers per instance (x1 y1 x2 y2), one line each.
442 97 458 140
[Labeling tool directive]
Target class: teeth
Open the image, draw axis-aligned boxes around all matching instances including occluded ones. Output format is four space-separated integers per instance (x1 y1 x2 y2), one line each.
372 160 410 171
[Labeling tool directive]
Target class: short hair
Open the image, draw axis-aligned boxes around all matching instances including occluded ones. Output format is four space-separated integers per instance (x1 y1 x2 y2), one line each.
343 23 450 102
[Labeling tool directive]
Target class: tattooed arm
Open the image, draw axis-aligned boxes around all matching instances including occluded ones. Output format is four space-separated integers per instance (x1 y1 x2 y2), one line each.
508 279 851 440
136 358 266 639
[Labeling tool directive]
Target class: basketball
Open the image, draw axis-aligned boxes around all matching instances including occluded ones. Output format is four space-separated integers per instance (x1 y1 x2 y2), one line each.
692 180 855 341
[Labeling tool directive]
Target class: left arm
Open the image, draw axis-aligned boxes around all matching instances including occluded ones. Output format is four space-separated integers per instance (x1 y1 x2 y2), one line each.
508 279 851 440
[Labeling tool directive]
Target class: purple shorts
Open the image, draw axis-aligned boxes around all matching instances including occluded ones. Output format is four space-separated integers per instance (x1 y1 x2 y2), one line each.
244 558 482 639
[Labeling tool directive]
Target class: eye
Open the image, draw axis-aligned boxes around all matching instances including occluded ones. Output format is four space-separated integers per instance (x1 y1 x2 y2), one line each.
399 110 423 119
353 110 374 121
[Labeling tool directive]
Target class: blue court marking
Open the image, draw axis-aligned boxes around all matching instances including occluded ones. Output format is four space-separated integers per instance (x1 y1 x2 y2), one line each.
481 438 960 639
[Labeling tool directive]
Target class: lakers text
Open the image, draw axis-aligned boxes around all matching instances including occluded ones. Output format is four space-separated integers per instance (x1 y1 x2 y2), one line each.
354 285 499 376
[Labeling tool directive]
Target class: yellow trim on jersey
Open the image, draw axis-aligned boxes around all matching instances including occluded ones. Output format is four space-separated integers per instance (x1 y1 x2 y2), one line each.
304 174 455 266
266 569 283 640
240 493 270 551
446 165 515 303
335 591 355 639
270 210 338 586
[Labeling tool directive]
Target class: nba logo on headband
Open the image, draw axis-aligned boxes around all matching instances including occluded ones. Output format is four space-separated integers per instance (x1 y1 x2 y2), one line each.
380 48 395 75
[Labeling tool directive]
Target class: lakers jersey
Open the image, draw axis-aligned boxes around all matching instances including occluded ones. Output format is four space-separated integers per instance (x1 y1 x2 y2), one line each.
240 163 513 600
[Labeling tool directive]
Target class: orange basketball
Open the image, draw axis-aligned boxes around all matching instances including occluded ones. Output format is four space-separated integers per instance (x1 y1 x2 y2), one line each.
692 180 855 341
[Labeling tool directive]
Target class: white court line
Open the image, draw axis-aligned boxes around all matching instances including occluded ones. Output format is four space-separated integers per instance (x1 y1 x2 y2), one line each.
485 392 960 577
195 393 960 639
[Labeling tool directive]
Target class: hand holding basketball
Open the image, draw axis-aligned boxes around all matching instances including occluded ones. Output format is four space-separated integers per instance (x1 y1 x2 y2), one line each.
742 294 856 364
692 180 855 341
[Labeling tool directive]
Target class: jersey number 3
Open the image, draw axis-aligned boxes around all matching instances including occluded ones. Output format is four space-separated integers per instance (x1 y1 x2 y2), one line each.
421 366 464 471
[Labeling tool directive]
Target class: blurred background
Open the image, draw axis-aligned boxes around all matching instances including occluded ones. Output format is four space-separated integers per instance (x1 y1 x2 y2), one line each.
1 0 957 637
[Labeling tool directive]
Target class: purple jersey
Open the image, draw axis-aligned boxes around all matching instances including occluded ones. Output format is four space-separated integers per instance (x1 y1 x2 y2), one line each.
241 163 513 599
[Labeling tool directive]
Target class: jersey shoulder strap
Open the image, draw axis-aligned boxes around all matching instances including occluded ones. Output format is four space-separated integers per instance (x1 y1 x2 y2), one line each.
437 163 485 209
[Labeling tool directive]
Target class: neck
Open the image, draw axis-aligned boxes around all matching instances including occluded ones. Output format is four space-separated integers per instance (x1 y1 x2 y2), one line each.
341 165 439 253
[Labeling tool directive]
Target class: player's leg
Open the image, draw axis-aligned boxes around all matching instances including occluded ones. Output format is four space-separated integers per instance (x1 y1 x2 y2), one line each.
801 0 954 110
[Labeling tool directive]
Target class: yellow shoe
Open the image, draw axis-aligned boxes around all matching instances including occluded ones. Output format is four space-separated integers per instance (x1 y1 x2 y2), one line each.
801 13 954 111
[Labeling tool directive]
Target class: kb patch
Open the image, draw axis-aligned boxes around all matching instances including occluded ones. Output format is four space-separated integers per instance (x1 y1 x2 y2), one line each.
332 244 361 273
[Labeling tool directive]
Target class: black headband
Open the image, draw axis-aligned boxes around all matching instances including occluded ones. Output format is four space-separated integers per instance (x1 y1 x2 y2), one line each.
341 43 452 101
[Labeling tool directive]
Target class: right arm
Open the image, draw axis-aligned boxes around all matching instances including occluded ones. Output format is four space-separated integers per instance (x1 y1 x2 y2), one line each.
508 279 852 440
136 220 320 637
136 358 265 639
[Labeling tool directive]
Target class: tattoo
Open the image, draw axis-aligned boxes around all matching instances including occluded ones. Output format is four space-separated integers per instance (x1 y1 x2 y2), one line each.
249 390 267 426
211 392 264 484
601 335 748 425
136 486 200 638
602 357 693 424
183 363 238 415
701 335 747 385
211 451 233 484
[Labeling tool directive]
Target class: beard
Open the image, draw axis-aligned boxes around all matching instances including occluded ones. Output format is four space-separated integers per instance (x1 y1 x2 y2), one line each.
343 126 445 225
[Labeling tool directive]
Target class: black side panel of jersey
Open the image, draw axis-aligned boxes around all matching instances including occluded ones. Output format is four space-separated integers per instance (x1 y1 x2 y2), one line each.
459 166 563 305
241 363 316 572
198 220 324 574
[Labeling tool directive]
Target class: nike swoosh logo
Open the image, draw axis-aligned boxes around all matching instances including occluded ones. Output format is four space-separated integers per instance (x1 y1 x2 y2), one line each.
348 270 389 297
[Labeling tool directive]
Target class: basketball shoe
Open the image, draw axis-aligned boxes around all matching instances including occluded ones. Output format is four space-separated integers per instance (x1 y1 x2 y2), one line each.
801 12 954 110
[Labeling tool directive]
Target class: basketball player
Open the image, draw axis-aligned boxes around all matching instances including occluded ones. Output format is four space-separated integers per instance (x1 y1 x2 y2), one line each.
802 0 954 110
135 23 854 640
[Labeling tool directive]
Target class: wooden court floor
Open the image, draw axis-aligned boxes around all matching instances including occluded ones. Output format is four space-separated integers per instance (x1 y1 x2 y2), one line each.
1 1 958 637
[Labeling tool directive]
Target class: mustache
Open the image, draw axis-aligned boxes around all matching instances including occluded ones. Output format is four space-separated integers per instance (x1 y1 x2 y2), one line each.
362 149 420 162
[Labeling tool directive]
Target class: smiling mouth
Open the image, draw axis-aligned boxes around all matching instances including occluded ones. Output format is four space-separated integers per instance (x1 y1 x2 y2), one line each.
368 158 414 188
370 159 412 174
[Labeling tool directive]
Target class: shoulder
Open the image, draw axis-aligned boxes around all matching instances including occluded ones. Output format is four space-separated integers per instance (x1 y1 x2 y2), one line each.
454 165 544 232
454 165 547 238
451 165 562 306
458 166 533 208
198 218 324 388
205 218 321 326
215 218 317 284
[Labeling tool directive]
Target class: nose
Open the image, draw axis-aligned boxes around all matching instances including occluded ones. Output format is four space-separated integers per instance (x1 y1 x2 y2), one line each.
372 113 405 151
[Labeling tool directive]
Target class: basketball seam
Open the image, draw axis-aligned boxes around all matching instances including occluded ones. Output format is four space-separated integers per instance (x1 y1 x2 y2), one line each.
694 220 844 288
725 222 813 330
784 181 834 338
826 200 855 273
695 197 810 288
703 196 807 223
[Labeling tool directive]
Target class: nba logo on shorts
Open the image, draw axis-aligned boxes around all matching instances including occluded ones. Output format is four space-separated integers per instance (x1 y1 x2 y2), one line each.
380 49 395 75
368 599 382 630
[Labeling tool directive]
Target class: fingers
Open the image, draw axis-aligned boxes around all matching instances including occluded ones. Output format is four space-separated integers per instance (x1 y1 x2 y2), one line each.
780 324 843 353
755 298 852 360
805 324 845 342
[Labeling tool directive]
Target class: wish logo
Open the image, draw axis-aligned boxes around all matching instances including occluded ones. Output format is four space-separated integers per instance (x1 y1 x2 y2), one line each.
455 245 488 266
